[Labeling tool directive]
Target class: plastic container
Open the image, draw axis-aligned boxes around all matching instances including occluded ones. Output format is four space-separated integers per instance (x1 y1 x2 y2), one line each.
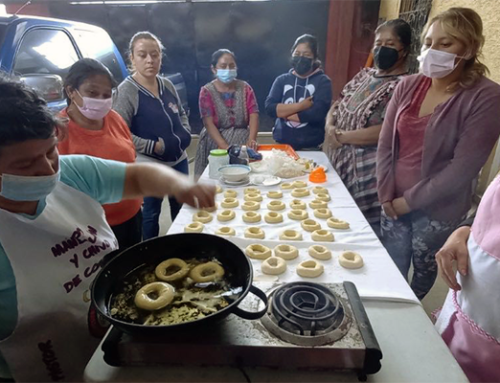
208 149 229 179
309 167 327 183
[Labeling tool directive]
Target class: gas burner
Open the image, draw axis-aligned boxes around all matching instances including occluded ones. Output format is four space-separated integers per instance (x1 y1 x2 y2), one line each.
261 282 352 346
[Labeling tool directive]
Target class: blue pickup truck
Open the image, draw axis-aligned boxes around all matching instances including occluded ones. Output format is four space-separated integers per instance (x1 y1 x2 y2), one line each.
0 14 188 113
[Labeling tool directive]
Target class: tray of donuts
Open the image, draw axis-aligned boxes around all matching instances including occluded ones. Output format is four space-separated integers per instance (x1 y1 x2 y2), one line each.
91 233 268 335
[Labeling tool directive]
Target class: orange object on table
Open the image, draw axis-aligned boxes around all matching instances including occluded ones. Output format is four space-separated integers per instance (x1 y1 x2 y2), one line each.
309 167 327 183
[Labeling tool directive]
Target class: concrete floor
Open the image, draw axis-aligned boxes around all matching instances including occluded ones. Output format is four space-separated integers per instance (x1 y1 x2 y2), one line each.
157 156 449 319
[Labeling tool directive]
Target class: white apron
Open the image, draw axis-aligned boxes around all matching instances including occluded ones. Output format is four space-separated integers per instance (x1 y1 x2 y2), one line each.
435 175 500 382
0 182 118 382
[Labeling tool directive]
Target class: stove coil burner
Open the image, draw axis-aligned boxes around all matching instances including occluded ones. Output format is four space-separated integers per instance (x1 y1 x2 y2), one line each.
261 282 351 346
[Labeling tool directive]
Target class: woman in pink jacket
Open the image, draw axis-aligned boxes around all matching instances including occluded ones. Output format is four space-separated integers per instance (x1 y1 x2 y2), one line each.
376 8 500 299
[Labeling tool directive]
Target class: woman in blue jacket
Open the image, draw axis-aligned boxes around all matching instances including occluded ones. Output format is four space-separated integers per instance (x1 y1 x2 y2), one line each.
114 31 191 239
265 34 332 150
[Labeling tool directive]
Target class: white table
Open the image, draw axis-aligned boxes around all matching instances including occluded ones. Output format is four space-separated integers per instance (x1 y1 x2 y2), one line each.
84 151 468 382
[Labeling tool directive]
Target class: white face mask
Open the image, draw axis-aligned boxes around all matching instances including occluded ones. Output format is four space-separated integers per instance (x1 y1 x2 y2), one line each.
418 48 465 79
0 171 60 201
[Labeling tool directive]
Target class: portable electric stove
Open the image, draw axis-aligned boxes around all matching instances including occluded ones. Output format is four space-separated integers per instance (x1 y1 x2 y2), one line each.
101 281 382 381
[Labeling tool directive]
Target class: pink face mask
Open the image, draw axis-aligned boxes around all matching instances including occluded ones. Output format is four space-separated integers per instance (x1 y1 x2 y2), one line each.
418 48 465 79
75 90 112 120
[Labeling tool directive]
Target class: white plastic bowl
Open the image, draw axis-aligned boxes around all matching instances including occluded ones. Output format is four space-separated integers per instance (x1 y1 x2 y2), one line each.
218 165 251 182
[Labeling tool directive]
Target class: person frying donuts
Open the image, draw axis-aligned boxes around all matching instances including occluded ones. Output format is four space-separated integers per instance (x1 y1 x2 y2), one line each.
0 75 215 382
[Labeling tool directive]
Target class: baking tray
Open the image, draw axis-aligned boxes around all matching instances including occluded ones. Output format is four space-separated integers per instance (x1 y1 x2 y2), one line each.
257 144 299 160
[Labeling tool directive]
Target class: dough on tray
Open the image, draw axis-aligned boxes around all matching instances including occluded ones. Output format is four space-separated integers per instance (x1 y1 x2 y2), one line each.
274 244 299 260
301 219 321 232
265 211 283 224
308 245 332 260
245 244 272 260
314 208 332 219
244 187 260 194
184 222 204 233
312 186 328 195
291 188 310 198
224 189 238 199
244 193 263 202
279 230 303 241
267 190 283 199
243 211 262 223
292 180 308 189
245 227 265 239
290 199 307 210
261 257 287 275
296 260 324 278
288 209 308 221
327 217 350 229
316 193 331 202
309 200 328 209
193 210 213 223
242 201 260 211
268 200 286 211
339 251 364 269
221 198 239 208
280 183 293 190
217 209 236 222
215 226 236 236
311 229 334 242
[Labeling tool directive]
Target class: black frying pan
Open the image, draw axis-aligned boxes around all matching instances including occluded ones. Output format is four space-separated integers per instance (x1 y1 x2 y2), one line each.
91 233 268 335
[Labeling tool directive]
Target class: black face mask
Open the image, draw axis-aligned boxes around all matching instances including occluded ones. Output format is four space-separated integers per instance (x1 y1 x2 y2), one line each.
291 56 314 75
374 46 401 70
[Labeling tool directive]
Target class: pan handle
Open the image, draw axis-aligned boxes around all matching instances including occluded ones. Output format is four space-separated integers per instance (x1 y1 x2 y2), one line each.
232 284 268 320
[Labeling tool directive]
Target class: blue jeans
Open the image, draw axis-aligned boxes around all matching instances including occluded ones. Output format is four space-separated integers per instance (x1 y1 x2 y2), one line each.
142 158 189 240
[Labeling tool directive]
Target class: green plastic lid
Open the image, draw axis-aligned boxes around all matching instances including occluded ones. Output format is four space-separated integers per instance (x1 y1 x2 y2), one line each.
210 149 228 156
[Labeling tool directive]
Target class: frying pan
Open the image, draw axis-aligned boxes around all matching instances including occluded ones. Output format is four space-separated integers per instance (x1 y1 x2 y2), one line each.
91 233 268 335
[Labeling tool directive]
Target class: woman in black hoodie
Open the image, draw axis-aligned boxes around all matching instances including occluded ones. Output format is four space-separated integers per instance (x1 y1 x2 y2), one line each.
265 34 332 150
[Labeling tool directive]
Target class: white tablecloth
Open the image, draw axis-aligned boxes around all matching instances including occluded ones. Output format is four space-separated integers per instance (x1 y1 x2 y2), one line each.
169 151 419 304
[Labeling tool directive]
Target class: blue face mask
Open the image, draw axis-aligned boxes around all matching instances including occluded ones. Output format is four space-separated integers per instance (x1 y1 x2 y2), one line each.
217 69 237 84
0 171 60 201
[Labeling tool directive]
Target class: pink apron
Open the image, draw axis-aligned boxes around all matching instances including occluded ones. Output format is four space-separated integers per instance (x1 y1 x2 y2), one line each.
435 175 500 382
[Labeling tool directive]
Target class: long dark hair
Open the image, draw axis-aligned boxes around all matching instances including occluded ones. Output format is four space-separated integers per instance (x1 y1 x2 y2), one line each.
63 58 116 104
291 34 321 69
211 49 237 67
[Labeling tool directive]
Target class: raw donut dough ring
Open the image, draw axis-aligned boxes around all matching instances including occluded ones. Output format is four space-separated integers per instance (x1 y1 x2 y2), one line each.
217 209 236 222
308 245 332 260
134 282 175 311
261 257 287 275
242 201 260 211
311 229 335 242
245 244 272 260
201 203 217 213
281 182 293 190
274 244 299 260
193 210 213 223
267 191 283 199
290 199 307 210
224 189 238 198
288 209 308 221
216 185 223 194
314 208 332 219
184 222 204 233
301 219 321 232
339 251 364 269
190 262 225 283
296 260 324 278
268 200 286 211
245 227 265 239
244 187 260 194
292 188 310 198
245 193 263 202
312 186 328 195
221 198 239 208
243 211 261 223
265 211 283 224
316 193 331 202
292 180 308 189
215 226 236 236
155 258 190 282
280 230 303 241
309 200 328 209
327 217 350 230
